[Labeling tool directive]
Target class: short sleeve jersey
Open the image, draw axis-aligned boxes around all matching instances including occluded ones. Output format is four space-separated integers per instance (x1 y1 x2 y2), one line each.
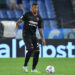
21 12 42 35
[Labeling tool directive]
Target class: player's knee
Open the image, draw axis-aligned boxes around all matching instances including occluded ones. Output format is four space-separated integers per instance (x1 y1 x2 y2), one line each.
35 50 40 54
27 46 34 52
34 46 40 53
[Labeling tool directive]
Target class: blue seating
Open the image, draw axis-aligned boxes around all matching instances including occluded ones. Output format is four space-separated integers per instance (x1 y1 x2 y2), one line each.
7 10 16 19
43 20 51 29
15 10 23 18
37 0 51 29
37 0 48 18
45 0 55 18
0 0 57 29
23 0 30 11
0 10 8 18
50 20 58 29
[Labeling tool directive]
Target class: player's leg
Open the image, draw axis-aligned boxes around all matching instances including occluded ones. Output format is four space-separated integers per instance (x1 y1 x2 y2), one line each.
23 50 33 72
31 50 40 73
23 35 34 72
24 50 32 66
31 36 40 73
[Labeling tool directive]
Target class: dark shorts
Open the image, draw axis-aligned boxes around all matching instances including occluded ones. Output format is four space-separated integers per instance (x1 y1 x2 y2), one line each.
23 34 39 51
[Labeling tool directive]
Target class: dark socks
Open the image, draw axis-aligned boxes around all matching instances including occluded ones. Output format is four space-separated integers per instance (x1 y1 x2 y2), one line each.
24 51 32 66
24 50 39 70
32 51 39 70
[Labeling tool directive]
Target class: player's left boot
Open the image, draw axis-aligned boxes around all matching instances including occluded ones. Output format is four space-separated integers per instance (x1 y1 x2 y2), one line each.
31 69 41 73
22 66 28 73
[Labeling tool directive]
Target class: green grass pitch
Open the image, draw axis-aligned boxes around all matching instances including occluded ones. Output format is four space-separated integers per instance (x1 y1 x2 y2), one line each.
0 58 75 75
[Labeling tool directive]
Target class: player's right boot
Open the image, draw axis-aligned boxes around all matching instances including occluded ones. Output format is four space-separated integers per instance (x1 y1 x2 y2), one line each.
22 66 28 73
31 69 41 73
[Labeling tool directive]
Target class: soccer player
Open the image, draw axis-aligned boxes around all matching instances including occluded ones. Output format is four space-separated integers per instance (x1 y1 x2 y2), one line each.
15 3 46 73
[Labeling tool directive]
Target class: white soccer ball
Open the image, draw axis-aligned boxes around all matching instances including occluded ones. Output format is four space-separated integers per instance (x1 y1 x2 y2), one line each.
46 65 55 74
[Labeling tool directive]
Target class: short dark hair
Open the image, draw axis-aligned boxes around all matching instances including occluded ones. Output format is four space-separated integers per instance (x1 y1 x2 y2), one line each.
32 2 38 6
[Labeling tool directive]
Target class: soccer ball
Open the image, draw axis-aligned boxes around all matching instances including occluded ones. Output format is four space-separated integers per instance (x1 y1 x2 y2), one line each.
46 65 55 74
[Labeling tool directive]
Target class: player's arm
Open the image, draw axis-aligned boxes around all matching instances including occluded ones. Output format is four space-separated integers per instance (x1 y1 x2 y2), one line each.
39 28 46 45
39 28 44 38
38 16 46 45
15 19 23 31
15 13 27 31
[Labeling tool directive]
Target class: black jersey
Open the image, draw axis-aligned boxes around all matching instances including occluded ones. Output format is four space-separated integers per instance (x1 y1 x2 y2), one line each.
21 12 42 35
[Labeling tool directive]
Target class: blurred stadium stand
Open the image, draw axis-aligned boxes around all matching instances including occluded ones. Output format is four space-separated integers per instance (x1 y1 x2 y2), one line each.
0 0 57 29
52 0 75 28
0 0 75 39
0 0 75 38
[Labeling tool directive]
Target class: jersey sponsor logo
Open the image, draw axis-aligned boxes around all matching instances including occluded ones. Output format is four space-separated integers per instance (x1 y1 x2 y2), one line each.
29 21 38 24
29 21 38 27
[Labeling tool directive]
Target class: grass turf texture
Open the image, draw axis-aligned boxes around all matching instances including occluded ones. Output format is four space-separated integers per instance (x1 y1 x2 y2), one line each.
0 58 75 75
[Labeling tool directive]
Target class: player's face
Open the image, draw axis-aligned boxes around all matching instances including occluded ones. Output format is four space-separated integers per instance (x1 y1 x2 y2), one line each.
32 5 38 14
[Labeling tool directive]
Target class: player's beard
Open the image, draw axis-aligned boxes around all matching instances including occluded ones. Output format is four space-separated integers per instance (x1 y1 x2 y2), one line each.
33 11 37 15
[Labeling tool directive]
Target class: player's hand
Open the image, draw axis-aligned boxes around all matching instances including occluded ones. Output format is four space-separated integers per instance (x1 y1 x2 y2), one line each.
15 24 18 33
42 38 46 45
